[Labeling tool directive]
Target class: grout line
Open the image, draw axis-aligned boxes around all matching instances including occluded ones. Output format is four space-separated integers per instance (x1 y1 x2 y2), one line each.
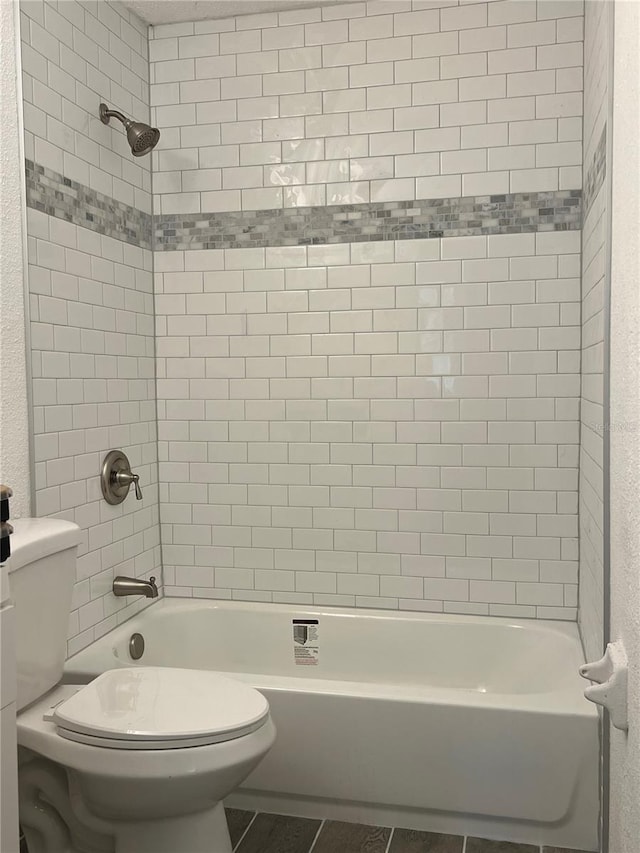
383 826 394 853
462 836 467 853
232 811 258 852
307 818 325 853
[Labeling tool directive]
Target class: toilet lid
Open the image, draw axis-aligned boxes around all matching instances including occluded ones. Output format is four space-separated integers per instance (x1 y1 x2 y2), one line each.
51 668 269 749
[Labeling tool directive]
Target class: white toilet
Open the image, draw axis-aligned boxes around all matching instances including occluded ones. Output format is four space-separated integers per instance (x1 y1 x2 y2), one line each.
11 518 276 853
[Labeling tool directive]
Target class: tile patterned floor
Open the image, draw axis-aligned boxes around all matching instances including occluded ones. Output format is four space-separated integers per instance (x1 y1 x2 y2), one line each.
225 809 587 853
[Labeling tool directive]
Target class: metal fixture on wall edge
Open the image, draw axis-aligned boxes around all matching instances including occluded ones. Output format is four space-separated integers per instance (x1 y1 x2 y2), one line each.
129 632 145 660
99 102 160 157
113 576 158 598
101 450 142 505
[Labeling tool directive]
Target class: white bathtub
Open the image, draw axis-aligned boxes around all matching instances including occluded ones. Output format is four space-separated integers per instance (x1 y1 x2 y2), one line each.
64 599 599 850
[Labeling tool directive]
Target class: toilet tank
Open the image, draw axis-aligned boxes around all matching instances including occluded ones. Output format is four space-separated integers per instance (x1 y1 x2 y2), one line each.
8 518 82 711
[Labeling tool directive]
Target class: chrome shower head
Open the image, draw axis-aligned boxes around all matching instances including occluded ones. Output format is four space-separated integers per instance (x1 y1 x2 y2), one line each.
99 103 160 157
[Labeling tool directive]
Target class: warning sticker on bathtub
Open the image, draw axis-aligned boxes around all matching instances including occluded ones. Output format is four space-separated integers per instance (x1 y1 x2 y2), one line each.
292 619 319 666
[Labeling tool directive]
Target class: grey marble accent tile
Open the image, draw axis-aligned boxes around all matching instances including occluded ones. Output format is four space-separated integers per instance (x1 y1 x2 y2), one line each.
235 812 321 853
25 160 152 249
389 828 464 853
466 839 539 853
583 124 606 216
225 808 254 848
312 819 391 853
154 191 582 253
26 154 582 256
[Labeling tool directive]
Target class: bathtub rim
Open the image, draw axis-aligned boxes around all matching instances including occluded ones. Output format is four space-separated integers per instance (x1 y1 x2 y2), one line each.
63 597 596 717
70 593 586 639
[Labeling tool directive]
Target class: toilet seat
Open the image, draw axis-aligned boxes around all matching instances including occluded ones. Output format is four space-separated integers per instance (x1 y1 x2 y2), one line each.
49 667 269 750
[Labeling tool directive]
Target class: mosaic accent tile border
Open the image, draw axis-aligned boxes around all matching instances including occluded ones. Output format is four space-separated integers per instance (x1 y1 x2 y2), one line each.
26 159 582 254
25 161 152 249
583 124 607 217
154 190 582 252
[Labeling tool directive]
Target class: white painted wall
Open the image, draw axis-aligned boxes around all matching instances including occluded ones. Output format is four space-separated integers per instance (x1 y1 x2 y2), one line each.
0 6 27 852
608 1 640 848
0 0 30 518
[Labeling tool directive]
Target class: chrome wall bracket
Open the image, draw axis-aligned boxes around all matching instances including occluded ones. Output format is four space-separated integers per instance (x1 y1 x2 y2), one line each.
101 450 142 505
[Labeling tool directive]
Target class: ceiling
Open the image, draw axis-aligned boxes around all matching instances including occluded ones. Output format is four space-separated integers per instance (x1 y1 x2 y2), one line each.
121 0 346 25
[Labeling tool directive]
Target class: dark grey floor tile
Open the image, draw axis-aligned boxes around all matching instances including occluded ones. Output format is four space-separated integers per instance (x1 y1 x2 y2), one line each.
466 840 539 853
235 812 321 853
389 828 464 853
312 820 391 853
225 808 254 848
542 848 588 853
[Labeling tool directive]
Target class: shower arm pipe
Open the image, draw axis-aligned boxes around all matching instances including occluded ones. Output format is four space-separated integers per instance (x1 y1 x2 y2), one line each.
100 104 130 127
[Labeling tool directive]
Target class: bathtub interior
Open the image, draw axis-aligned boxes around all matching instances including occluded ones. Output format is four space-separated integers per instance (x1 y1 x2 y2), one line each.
70 599 588 697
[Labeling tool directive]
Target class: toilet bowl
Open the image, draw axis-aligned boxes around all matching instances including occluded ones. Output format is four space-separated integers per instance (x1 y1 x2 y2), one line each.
11 519 275 853
18 671 276 853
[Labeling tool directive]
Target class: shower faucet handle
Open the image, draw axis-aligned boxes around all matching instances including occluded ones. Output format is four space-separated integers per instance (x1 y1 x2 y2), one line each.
117 470 143 501
101 450 143 504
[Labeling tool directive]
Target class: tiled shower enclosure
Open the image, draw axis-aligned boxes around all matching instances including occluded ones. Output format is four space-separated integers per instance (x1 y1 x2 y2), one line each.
150 1 586 617
19 0 604 655
155 230 582 618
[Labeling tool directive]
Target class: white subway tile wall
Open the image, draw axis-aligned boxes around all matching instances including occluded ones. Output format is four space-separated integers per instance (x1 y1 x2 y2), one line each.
150 0 584 617
21 0 161 656
579 0 608 661
21 0 152 212
155 232 581 617
27 212 160 657
20 0 590 628
149 0 585 215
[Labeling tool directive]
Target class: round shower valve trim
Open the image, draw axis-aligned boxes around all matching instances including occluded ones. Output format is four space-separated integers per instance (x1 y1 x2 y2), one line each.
101 450 143 505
